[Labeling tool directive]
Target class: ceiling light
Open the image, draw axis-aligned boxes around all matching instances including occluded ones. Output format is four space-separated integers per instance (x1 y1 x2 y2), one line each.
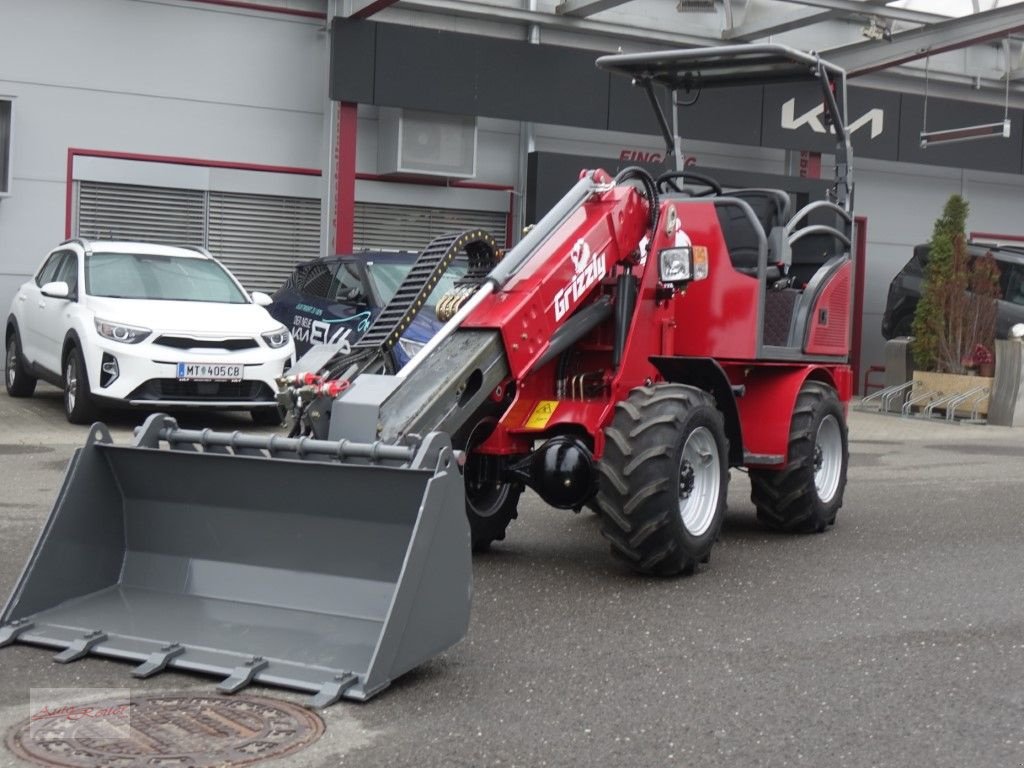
920 120 1011 148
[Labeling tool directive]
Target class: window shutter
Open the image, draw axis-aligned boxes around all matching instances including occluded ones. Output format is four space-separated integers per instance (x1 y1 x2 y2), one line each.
354 202 507 252
77 182 205 246
207 191 321 292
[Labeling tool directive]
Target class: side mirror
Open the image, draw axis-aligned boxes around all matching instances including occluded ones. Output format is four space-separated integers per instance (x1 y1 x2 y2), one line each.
251 291 273 307
41 281 70 299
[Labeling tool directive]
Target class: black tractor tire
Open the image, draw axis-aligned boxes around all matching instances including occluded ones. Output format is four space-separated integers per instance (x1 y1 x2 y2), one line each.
251 405 285 427
596 383 729 576
750 381 848 533
5 329 37 398
465 468 522 553
462 419 523 552
62 344 98 425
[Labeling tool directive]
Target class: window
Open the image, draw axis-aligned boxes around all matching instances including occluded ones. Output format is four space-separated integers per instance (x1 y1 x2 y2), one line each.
296 262 335 299
35 252 65 287
54 252 79 298
86 252 248 304
328 262 366 302
1005 265 1024 306
0 98 12 196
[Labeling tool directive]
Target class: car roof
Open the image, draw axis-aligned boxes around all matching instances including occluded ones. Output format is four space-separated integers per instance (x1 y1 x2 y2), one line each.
968 242 1024 265
74 241 210 259
917 241 1024 267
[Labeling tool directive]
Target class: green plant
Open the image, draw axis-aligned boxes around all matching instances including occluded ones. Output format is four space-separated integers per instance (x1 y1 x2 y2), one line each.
911 195 1000 373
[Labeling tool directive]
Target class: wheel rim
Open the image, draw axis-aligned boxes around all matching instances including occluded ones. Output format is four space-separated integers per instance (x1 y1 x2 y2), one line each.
65 357 77 412
5 341 16 388
677 426 721 536
814 415 843 503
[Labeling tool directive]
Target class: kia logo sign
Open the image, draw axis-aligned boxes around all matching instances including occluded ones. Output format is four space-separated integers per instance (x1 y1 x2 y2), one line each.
781 98 885 139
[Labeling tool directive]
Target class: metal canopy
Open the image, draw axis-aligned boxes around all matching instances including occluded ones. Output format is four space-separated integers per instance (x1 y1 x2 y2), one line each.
825 2 1024 76
596 43 845 90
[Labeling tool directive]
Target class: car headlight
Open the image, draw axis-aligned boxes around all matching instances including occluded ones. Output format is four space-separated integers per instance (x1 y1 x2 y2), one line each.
95 319 151 344
261 326 291 349
397 337 426 359
658 245 709 284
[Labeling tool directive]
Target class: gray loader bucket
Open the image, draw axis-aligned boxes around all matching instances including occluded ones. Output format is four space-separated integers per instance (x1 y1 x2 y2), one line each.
0 415 471 706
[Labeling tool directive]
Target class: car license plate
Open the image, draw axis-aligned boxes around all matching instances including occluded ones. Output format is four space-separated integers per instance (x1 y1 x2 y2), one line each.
176 362 244 381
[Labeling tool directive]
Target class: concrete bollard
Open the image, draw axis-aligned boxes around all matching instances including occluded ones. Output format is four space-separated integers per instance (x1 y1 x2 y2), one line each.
986 339 1024 427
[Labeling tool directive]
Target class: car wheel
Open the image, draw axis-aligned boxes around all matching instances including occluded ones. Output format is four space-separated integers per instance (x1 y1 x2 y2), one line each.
63 345 98 425
5 329 37 398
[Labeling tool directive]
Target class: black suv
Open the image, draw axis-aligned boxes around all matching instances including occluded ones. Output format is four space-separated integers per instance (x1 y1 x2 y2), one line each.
881 241 1024 340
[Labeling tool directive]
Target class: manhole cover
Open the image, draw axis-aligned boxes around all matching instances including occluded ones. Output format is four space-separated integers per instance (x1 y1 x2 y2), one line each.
5 693 325 768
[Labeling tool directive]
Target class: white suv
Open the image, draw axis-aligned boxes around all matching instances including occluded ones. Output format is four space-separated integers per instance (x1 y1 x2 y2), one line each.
5 239 294 425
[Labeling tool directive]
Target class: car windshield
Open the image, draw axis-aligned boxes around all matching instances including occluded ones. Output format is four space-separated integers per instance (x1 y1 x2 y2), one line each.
367 257 468 309
86 252 249 303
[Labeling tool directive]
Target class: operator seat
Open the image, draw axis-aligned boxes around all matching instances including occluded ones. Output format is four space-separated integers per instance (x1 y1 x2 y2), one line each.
728 189 792 232
713 199 766 277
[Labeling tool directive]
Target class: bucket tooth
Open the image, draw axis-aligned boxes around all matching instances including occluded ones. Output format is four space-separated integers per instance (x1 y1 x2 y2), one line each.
218 657 269 694
54 630 107 663
0 620 34 648
132 643 185 679
308 673 359 709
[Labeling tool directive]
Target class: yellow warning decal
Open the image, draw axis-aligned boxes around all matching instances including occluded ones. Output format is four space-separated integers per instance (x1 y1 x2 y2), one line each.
525 400 558 429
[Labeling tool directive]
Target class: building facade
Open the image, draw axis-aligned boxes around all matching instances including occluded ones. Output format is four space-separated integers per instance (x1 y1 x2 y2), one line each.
4 0 1024 384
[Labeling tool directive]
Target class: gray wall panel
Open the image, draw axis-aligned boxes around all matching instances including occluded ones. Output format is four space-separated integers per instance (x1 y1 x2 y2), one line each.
330 18 376 105
1 0 323 114
371 23 609 128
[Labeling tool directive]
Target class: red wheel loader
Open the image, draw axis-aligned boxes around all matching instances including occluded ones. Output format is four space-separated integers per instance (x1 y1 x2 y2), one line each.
1 44 855 705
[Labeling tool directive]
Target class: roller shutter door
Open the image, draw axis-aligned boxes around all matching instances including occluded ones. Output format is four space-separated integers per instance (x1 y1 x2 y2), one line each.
354 202 507 251
76 182 322 292
77 182 205 247
207 191 321 292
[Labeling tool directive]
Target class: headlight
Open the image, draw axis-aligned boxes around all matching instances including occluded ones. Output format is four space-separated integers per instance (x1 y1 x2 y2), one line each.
397 337 426 359
659 246 692 283
658 245 709 284
261 326 291 349
95 319 151 344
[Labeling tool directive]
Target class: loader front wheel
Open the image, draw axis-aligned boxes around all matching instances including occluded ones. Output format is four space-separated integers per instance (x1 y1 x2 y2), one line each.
464 451 522 553
461 419 523 552
596 383 728 576
750 381 848 533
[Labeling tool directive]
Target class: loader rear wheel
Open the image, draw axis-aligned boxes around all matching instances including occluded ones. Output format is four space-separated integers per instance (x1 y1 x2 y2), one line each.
750 381 848 533
596 383 728 576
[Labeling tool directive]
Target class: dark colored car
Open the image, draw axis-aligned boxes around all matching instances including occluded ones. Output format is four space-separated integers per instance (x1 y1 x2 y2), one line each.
881 241 1024 340
269 251 468 367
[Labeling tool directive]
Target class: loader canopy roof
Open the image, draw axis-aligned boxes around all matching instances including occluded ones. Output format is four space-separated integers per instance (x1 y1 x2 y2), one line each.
596 43 845 91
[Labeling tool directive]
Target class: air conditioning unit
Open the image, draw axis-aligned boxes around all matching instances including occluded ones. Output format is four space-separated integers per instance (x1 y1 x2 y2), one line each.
378 108 477 179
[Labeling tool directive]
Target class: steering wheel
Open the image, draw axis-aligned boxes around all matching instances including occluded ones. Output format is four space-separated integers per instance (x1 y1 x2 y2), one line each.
656 170 723 197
